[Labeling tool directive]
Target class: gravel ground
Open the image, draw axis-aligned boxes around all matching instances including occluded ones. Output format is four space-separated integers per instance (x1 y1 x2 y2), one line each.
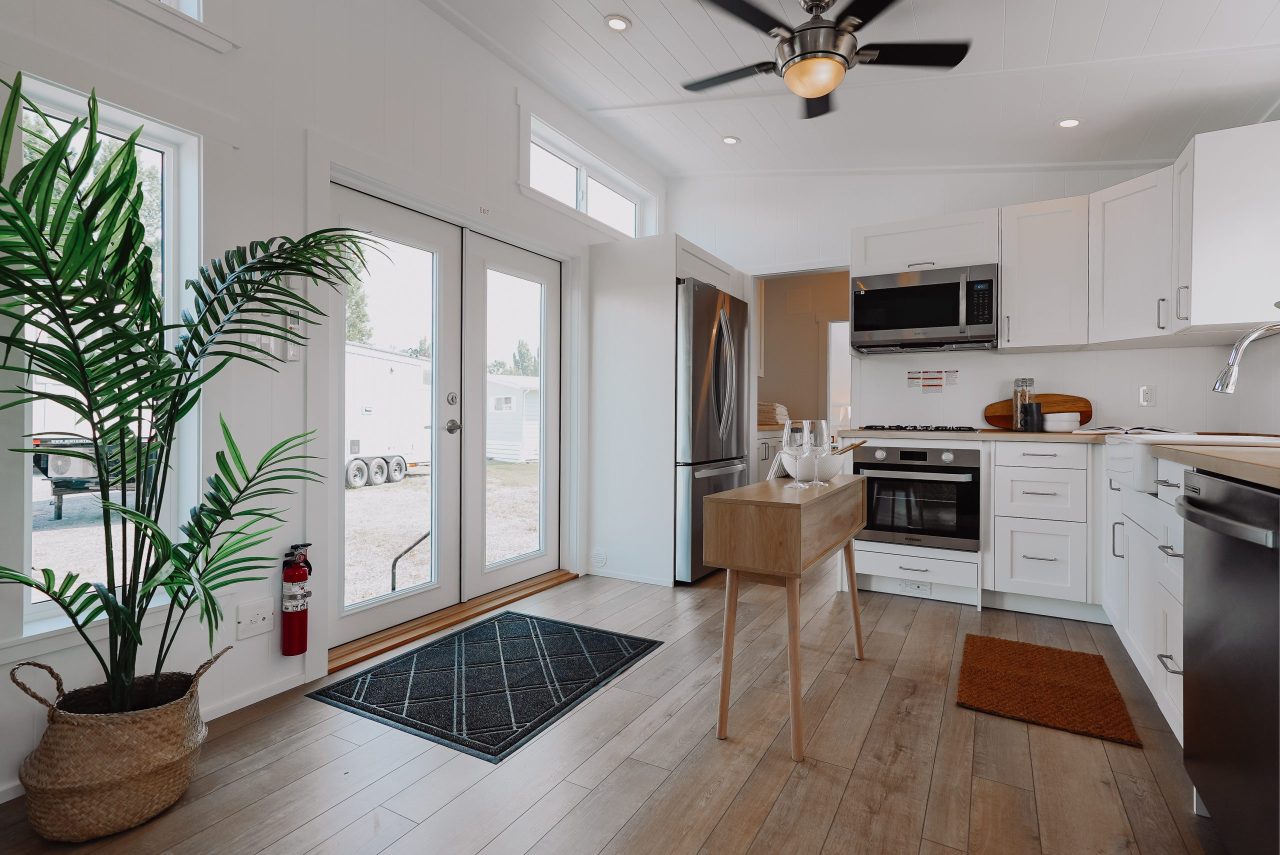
28 460 542 609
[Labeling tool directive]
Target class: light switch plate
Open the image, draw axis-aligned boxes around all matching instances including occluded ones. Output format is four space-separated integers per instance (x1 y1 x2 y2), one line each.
898 580 931 596
236 597 274 640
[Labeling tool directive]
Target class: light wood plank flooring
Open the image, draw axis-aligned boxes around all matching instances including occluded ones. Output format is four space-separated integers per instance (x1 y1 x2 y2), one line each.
0 561 1223 854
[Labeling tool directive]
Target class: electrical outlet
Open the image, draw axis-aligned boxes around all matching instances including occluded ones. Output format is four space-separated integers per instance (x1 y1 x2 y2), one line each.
1139 385 1157 407
236 597 274 640
898 580 932 597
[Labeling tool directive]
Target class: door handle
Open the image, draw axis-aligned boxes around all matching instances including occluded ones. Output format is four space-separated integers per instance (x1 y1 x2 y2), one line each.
1157 653 1184 676
1112 521 1125 558
1004 315 1011 344
1158 544 1184 559
1108 479 1121 492
444 419 462 434
1176 285 1191 321
898 566 929 573
906 261 935 269
1156 297 1168 330
1021 555 1059 562
1176 496 1278 548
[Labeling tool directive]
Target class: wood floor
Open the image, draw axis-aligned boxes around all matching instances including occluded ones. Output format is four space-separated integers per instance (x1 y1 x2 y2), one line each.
0 560 1224 854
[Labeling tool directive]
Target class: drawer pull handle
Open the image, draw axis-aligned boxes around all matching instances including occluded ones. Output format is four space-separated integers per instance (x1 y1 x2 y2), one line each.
1157 653 1183 676
1020 490 1060 497
1155 479 1181 488
1022 452 1058 457
1108 479 1122 492
1157 544 1184 559
1112 522 1124 558
898 566 929 573
1021 555 1059 562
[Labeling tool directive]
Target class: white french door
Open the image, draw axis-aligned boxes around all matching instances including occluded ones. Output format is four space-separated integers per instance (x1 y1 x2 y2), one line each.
326 187 560 646
462 234 561 599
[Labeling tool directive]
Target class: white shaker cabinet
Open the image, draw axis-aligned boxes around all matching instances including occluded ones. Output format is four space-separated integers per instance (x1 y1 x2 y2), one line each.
999 196 1090 349
850 208 998 277
1170 120 1280 333
1089 167 1174 344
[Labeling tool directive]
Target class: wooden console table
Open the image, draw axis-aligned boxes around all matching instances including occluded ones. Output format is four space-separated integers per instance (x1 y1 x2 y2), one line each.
704 473 867 761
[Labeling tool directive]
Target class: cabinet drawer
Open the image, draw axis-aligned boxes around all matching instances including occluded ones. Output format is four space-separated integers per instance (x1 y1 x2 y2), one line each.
995 442 1088 470
993 518 1087 601
1156 458 1189 506
993 467 1087 522
853 547 978 589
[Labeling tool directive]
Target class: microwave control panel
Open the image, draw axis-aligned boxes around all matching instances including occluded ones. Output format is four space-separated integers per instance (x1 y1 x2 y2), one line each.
966 279 995 325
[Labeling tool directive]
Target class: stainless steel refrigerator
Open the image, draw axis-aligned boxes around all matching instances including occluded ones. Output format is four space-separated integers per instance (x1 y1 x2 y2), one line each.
675 277 750 583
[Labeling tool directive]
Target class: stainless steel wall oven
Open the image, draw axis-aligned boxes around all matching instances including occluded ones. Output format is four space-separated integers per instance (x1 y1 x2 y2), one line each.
852 446 981 551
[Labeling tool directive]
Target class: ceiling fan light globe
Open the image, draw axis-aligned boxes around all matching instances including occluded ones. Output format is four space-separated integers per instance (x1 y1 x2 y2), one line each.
783 56 846 99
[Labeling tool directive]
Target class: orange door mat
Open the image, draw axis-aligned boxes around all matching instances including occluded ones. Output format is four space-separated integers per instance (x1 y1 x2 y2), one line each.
956 634 1142 747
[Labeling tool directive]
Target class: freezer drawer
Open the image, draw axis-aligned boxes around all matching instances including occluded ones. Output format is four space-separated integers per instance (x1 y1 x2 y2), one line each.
676 459 749 583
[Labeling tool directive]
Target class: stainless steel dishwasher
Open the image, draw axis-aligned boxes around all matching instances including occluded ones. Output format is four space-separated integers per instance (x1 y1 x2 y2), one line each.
1177 470 1280 855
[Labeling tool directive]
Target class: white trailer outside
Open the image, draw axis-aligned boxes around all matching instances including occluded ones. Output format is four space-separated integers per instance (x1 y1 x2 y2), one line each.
345 342 431 488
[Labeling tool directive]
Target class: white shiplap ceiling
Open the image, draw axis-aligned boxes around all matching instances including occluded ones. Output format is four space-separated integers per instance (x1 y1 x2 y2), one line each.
424 0 1280 176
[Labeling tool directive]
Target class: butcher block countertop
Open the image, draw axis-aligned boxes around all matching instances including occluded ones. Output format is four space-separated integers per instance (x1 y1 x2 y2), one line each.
1153 444 1280 491
835 429 1105 444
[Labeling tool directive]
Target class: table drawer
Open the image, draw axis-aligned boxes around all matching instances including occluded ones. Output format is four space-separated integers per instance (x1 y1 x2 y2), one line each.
853 547 978 588
995 442 1088 470
993 467 1087 522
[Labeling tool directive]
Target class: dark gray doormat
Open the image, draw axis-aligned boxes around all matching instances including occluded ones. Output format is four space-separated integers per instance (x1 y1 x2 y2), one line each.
309 611 661 762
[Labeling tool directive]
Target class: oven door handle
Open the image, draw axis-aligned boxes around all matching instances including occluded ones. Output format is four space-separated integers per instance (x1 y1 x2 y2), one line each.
862 469 973 483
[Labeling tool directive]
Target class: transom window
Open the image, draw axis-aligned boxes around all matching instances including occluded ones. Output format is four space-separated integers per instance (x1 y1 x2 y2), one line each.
157 0 202 20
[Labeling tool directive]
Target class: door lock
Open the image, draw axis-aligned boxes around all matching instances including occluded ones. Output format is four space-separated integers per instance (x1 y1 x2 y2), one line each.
445 419 462 434
446 392 459 405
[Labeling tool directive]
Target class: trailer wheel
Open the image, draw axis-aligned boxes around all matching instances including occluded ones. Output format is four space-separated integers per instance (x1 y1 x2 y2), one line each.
346 459 369 489
368 457 389 486
387 456 407 483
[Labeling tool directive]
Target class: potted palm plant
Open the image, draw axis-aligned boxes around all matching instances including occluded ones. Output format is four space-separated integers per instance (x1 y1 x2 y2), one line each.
0 74 371 842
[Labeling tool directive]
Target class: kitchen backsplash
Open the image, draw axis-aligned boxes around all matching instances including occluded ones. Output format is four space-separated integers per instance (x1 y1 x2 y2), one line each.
849 345 1269 434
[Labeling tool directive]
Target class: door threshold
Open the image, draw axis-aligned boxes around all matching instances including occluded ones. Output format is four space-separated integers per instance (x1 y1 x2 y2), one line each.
327 570 578 674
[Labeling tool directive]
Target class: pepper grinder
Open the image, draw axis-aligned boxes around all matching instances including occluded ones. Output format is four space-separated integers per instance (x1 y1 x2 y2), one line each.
1012 377 1035 431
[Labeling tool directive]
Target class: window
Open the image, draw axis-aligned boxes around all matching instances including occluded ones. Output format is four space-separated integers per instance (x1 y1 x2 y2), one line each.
493 396 514 412
525 115 652 238
1 78 199 637
157 0 202 19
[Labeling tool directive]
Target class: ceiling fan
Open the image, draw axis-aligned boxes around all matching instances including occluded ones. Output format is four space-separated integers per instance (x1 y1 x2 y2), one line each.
684 0 971 118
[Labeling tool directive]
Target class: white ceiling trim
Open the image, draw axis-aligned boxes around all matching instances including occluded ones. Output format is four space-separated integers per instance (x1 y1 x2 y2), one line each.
662 157 1175 180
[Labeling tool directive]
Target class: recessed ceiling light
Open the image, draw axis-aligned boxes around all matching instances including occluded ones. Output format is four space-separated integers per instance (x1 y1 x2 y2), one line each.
1058 118 1080 128
722 135 740 145
605 14 630 31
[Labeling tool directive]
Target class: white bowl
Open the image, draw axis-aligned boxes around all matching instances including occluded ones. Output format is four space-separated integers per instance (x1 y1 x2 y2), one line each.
1043 415 1082 433
780 453 845 482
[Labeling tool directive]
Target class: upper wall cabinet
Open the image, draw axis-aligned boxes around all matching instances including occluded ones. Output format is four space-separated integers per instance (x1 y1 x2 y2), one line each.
850 209 998 277
1089 167 1174 344
1171 121 1280 333
1000 196 1089 349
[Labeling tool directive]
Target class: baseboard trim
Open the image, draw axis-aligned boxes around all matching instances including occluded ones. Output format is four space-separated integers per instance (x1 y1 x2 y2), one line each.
327 570 578 674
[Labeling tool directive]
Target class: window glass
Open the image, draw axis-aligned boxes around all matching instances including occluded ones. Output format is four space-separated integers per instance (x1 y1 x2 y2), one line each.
157 0 202 20
587 177 638 237
529 143 578 209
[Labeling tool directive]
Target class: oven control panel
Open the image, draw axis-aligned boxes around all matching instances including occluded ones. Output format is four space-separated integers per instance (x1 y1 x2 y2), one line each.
854 446 981 468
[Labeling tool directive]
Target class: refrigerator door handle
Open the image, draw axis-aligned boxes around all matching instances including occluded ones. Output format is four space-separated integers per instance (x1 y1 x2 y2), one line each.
719 307 736 442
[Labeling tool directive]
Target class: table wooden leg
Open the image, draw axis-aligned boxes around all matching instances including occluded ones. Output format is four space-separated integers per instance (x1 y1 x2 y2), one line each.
843 539 865 661
785 575 804 761
717 568 740 740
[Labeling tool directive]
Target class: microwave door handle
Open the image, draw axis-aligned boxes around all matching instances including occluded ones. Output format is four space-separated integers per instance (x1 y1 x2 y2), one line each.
957 270 967 334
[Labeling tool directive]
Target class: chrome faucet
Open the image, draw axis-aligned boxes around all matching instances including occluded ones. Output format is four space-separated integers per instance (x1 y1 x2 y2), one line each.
1213 318 1280 394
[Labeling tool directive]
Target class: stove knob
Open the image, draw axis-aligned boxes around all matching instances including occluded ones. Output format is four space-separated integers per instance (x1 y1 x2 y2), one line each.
874 449 888 461
941 451 955 464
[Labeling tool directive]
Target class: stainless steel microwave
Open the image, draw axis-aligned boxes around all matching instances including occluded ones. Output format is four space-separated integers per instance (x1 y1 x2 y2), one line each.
850 263 998 353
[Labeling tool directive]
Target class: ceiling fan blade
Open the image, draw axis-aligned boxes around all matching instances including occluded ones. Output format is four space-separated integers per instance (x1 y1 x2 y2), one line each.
856 42 971 68
832 0 899 30
702 0 790 36
683 61 776 92
802 94 833 119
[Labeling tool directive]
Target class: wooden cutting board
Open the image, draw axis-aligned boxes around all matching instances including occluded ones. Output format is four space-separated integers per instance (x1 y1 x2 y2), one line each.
983 394 1093 430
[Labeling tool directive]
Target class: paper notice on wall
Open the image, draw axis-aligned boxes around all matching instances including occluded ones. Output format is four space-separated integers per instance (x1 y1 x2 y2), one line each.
907 371 922 388
945 370 959 386
907 369 958 394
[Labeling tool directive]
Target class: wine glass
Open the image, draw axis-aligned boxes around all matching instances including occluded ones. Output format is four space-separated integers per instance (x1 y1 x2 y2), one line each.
809 419 831 486
781 420 808 489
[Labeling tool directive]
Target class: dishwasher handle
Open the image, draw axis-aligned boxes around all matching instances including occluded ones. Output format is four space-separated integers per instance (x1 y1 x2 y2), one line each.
1176 495 1278 549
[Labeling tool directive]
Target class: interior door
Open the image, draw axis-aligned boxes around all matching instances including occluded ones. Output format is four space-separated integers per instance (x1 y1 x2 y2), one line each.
462 233 561 599
327 185 463 645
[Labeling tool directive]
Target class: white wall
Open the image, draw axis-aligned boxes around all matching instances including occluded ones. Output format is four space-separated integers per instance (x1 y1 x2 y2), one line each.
1220 333 1280 433
0 0 665 800
669 167 1145 275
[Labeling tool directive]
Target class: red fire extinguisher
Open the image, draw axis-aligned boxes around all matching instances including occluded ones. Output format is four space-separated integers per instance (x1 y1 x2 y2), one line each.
281 543 313 656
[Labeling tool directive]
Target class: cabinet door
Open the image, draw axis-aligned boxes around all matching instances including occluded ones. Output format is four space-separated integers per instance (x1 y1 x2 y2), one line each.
1170 141 1195 333
994 517 1087 601
1124 518 1158 680
850 209 998 276
1101 479 1127 630
999 196 1089 348
1089 167 1174 343
1155 582 1184 723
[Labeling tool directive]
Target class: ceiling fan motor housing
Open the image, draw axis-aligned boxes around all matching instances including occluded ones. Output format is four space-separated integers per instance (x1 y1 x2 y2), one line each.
776 16 858 75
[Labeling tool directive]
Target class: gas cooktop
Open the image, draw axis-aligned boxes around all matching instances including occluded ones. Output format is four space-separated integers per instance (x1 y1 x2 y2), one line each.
859 425 980 433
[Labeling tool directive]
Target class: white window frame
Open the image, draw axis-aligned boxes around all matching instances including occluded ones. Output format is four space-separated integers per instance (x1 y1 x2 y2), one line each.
1 77 201 643
520 114 656 239
107 0 238 53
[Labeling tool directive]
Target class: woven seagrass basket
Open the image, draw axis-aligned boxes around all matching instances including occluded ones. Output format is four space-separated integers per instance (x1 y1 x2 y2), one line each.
9 647 228 842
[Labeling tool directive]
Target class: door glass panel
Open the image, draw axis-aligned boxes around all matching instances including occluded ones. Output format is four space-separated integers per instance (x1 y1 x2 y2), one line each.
344 239 435 607
485 270 543 566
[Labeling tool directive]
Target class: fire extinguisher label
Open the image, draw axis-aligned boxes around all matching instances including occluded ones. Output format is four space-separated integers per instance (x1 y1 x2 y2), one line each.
282 581 310 612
